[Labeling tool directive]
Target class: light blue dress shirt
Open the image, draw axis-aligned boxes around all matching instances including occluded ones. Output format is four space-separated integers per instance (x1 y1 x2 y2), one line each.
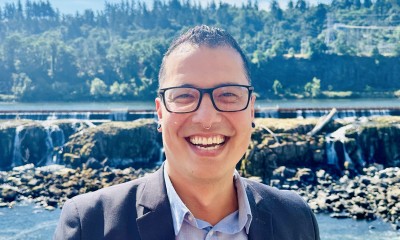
164 165 252 239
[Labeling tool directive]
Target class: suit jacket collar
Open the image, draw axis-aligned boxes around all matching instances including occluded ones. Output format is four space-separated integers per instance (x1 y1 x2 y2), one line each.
135 166 273 240
245 181 274 240
136 166 175 240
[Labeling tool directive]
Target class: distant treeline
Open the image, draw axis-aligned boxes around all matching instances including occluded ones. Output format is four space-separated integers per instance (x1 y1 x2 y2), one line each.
0 0 399 101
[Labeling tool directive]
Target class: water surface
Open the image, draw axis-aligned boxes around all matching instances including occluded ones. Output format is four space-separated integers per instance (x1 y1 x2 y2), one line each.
0 98 399 111
0 204 398 239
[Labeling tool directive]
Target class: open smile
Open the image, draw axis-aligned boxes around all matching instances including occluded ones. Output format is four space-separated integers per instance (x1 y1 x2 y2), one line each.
185 135 228 151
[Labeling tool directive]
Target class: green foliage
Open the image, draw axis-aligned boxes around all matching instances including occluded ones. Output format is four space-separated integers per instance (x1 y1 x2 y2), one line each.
371 47 381 58
272 80 283 95
304 77 321 98
0 0 399 102
395 90 400 98
90 78 108 99
11 73 32 98
322 91 353 98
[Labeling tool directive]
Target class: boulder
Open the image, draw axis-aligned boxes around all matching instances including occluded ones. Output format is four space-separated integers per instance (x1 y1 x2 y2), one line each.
0 120 91 170
63 119 162 169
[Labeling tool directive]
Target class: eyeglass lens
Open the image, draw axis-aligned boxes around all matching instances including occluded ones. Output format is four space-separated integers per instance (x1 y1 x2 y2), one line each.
164 86 250 113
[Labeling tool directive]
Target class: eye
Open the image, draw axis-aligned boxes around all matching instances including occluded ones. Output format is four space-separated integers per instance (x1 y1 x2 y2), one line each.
174 93 195 100
168 93 197 104
220 92 238 97
216 92 241 103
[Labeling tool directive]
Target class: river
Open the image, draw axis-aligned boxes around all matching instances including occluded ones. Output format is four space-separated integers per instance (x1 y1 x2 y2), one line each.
0 203 399 240
0 98 399 111
1 99 399 239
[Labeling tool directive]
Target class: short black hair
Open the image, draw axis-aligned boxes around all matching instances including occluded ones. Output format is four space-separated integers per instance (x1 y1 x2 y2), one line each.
158 25 251 86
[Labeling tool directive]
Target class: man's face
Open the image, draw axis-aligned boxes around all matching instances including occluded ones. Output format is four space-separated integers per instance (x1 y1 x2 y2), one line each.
155 45 255 182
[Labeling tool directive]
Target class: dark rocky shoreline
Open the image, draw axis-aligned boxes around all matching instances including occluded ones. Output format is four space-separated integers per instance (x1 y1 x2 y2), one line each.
0 164 155 210
268 165 400 230
0 116 400 230
0 163 399 231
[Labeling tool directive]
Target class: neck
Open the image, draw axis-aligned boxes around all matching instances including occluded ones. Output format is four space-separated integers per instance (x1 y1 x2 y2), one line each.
166 163 238 226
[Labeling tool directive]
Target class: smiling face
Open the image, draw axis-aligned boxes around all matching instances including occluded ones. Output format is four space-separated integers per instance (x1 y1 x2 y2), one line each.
155 45 255 183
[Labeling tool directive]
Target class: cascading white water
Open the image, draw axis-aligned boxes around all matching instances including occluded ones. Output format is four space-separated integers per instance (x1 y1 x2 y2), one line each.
42 122 66 165
325 123 369 170
325 135 339 167
12 125 24 168
111 109 128 121
325 124 355 168
257 108 279 118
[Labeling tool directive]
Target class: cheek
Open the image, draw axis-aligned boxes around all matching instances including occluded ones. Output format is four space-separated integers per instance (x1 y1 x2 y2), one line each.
162 113 189 137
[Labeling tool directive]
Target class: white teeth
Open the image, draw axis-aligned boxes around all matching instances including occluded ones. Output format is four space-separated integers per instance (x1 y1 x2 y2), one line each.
189 135 225 146
196 145 221 150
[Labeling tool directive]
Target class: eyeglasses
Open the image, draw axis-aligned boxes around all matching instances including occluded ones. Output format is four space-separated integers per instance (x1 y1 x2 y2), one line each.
158 84 254 113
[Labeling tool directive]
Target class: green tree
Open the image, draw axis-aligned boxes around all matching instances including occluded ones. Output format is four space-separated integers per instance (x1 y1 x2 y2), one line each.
272 79 283 95
90 78 108 99
364 0 372 8
11 72 32 98
304 77 321 98
371 47 381 58
395 43 400 56
270 0 283 20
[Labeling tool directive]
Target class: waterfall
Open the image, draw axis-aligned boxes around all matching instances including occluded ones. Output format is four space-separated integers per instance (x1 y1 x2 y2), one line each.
12 126 24 168
42 122 66 165
325 135 339 167
325 124 356 169
111 109 128 121
296 109 391 119
256 108 279 118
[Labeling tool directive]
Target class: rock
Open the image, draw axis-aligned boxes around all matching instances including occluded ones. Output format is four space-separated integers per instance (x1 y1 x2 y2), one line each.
391 223 400 231
325 194 340 204
86 157 103 169
387 188 400 201
27 178 39 187
0 202 9 208
272 166 296 179
0 119 93 171
295 168 315 183
350 205 368 219
45 206 56 211
316 169 326 178
48 185 62 197
330 212 351 218
0 186 18 202
46 198 59 207
62 119 161 169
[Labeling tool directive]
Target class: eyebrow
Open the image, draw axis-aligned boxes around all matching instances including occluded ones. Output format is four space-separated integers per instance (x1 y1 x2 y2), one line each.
176 82 246 88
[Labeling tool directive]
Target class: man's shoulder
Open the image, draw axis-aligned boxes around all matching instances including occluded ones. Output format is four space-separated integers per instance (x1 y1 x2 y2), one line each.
242 177 309 210
242 177 320 239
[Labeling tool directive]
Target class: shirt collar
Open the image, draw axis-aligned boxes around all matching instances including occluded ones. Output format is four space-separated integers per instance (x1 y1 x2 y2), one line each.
163 163 253 236
164 164 191 236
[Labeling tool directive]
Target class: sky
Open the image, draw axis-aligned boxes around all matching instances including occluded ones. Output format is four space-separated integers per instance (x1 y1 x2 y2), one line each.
0 0 333 14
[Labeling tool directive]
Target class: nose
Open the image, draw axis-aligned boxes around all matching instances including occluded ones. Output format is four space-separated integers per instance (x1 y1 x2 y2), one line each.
191 93 222 128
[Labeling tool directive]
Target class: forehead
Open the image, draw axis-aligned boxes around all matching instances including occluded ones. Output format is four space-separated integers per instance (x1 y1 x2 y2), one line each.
161 44 248 88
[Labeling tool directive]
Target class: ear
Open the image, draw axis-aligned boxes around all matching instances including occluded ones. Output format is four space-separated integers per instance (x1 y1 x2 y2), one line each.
250 95 256 121
155 97 163 122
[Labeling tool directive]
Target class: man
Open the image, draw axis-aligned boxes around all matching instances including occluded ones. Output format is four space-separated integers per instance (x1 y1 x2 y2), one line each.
54 25 320 240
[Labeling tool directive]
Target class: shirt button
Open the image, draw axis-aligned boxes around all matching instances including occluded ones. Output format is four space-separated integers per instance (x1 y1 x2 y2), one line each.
209 230 214 235
188 215 194 221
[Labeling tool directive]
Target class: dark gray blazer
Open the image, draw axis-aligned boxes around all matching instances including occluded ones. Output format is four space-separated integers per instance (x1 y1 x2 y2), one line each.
54 167 320 240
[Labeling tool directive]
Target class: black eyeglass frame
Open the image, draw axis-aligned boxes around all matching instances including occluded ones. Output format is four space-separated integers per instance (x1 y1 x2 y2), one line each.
158 84 254 113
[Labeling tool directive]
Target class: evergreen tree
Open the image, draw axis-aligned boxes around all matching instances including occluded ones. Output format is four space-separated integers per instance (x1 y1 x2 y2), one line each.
364 0 372 8
270 0 283 20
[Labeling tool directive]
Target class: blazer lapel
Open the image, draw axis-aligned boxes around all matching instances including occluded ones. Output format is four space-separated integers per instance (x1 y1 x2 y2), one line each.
246 182 274 240
136 167 175 240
